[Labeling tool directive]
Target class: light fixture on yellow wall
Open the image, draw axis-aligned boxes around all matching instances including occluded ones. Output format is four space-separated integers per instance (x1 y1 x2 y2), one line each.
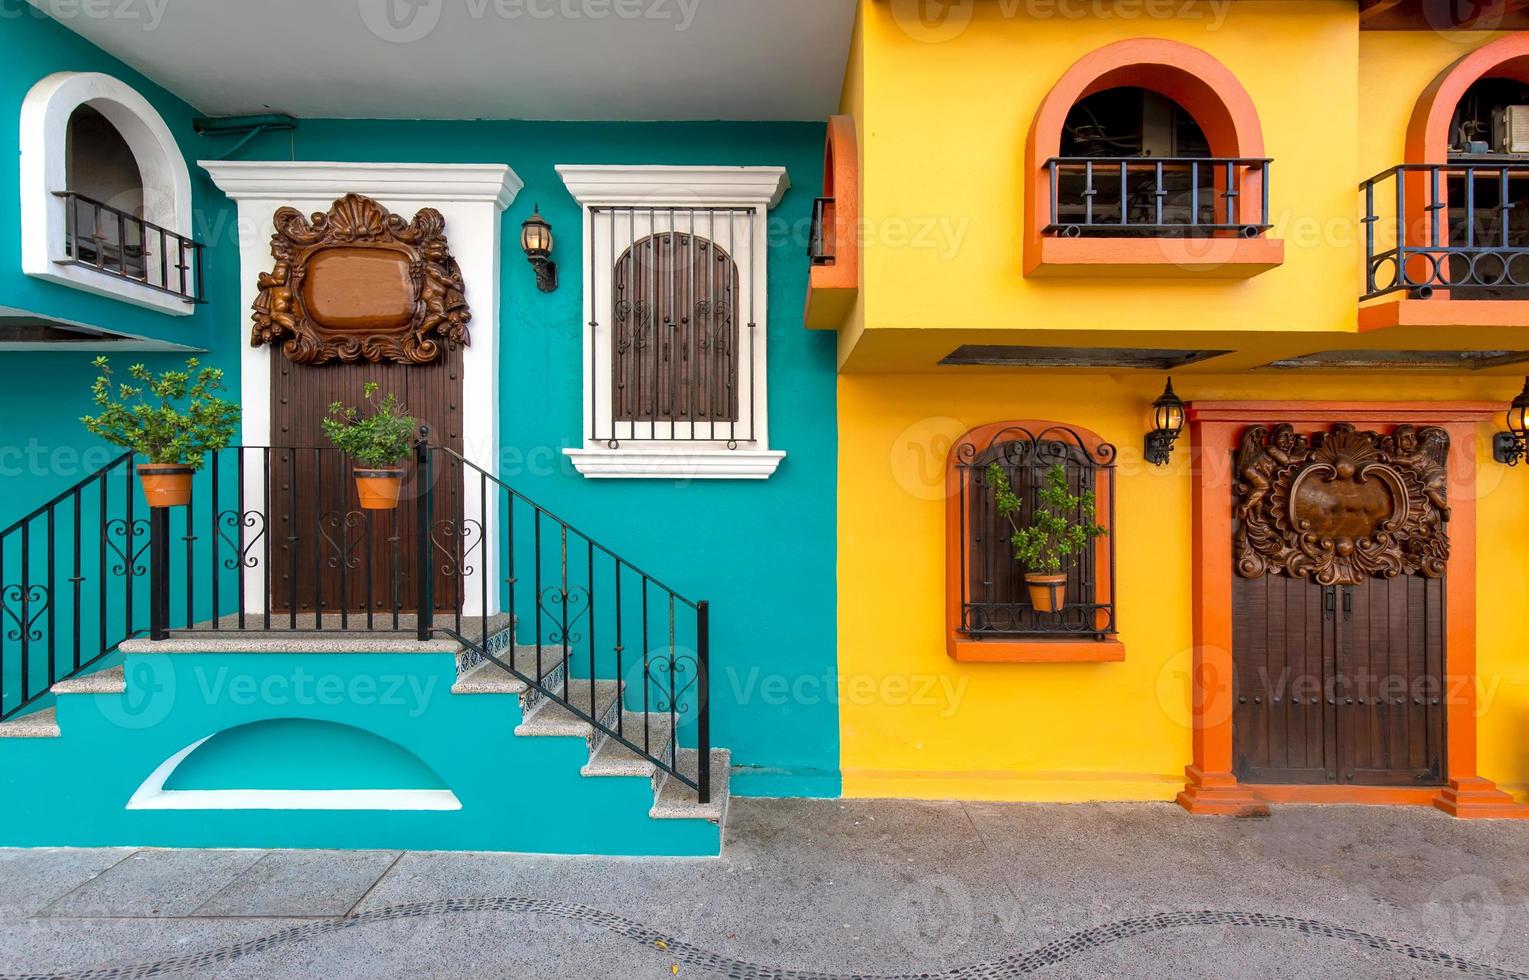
520 205 557 293
1144 377 1185 466
1493 378 1529 465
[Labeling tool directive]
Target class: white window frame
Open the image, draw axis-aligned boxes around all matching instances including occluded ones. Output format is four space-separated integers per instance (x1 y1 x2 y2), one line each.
556 165 789 480
19 71 196 316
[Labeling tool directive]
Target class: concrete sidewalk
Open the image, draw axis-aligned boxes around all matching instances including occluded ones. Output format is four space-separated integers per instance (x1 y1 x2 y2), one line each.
1 798 1527 978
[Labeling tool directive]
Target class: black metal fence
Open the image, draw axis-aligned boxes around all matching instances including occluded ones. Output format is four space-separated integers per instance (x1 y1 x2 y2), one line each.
1044 156 1272 238
954 426 1117 642
586 205 758 451
1362 162 1529 299
55 191 204 303
0 440 712 803
809 196 834 265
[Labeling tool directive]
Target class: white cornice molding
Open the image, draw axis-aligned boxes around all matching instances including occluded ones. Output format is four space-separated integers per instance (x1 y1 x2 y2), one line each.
555 165 789 208
199 161 523 209
563 448 786 480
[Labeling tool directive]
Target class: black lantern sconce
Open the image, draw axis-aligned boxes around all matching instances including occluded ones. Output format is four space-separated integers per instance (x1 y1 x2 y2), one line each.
1144 377 1186 466
520 205 557 293
1493 377 1529 465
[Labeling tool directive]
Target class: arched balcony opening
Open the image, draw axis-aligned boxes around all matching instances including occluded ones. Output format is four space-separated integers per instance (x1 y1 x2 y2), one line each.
1024 39 1281 278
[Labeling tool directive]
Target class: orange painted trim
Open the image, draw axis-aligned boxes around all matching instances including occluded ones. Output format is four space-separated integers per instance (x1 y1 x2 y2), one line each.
804 114 859 330
1023 38 1277 278
1245 784 1440 807
1180 401 1525 819
945 420 1118 662
951 639 1126 663
1029 236 1283 278
1358 297 1529 331
1407 35 1529 167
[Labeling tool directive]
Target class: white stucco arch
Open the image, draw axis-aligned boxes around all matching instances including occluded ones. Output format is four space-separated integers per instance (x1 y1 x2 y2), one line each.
19 71 195 315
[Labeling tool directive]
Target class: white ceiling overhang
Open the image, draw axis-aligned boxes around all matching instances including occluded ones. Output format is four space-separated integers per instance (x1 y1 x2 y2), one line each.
25 0 856 121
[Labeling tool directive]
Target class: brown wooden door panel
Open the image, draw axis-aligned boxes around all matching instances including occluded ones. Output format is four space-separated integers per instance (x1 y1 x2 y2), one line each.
269 349 463 615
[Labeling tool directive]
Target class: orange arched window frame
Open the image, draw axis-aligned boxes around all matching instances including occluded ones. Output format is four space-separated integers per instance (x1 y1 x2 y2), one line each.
804 114 859 330
944 420 1124 664
1023 38 1282 278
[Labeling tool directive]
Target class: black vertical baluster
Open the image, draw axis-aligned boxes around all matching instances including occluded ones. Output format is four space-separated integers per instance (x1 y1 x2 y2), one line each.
1430 166 1442 249
286 450 297 631
45 506 55 686
415 438 434 642
124 457 135 636
1260 161 1270 228
71 487 81 672
506 492 515 654
159 227 167 290
115 210 125 275
587 539 596 721
193 240 204 302
1467 166 1477 250
390 508 401 631
478 471 487 644
534 509 543 683
1154 160 1164 227
668 206 677 440
1191 161 1200 228
1084 161 1094 227
747 208 757 444
1365 179 1376 295
1119 161 1128 228
1050 160 1060 226
1502 168 1512 250
311 448 323 628
1397 167 1408 289
97 470 107 658
210 451 220 630
614 559 623 738
1225 160 1237 228
667 595 677 773
697 600 710 804
178 240 188 297
9 528 17 703
641 576 650 755
364 508 374 632
184 474 194 628
262 448 271 631
149 507 169 642
560 526 570 703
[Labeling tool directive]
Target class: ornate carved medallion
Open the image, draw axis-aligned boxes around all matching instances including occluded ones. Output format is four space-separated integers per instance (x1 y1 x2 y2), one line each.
1233 423 1450 585
251 193 470 364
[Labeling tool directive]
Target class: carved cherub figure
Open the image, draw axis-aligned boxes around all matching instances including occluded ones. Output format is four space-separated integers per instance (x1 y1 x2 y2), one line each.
417 237 471 345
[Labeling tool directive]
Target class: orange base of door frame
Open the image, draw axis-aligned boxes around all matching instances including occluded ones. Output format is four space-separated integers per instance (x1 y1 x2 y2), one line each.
1178 401 1529 820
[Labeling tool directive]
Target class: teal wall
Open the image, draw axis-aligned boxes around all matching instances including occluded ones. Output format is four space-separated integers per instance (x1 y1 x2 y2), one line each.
0 10 242 523
236 120 841 797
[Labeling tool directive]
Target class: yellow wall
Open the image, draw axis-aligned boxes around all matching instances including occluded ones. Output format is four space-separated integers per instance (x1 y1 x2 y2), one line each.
838 371 1529 801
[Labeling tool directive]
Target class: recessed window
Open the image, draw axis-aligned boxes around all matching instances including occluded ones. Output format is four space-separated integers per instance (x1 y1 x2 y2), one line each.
20 71 202 314
939 345 1232 369
557 165 789 480
1264 349 1529 370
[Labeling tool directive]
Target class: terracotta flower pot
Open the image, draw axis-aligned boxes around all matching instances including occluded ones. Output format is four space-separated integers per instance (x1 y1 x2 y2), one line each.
353 467 404 510
1024 572 1067 613
136 463 194 508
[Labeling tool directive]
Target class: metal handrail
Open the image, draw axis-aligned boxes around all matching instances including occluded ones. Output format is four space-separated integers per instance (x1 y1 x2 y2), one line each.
53 191 205 303
1044 156 1272 238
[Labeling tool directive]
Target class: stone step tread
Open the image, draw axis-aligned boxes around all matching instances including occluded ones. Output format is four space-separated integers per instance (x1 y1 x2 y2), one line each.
515 679 622 737
452 644 568 693
581 712 677 777
651 748 730 823
51 665 126 695
0 706 61 739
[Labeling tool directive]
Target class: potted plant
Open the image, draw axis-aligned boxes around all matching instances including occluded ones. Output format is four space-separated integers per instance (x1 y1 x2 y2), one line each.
986 461 1108 613
322 383 417 510
81 357 240 508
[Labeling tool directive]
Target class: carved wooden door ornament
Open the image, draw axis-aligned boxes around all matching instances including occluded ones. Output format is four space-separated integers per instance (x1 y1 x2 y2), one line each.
1233 423 1450 585
251 193 471 365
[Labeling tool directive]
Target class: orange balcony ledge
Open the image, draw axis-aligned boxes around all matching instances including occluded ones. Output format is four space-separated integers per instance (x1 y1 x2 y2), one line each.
804 115 858 330
949 638 1126 664
1025 234 1284 279
1358 297 1529 332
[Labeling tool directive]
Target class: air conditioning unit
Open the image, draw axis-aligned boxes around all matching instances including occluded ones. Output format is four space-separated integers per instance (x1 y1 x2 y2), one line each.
1492 105 1529 153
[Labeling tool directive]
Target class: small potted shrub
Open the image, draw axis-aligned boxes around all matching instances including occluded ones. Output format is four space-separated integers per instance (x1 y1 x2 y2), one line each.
81 356 240 508
986 461 1108 613
322 383 417 510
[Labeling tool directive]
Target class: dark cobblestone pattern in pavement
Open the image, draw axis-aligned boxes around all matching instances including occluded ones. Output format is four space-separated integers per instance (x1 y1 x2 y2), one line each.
1 901 1525 980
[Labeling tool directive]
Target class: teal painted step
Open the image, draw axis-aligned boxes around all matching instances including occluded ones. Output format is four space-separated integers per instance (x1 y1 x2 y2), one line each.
0 638 728 856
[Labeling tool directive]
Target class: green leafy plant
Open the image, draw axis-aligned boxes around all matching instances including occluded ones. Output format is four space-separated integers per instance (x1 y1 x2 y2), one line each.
322 383 417 468
80 356 240 466
986 461 1108 575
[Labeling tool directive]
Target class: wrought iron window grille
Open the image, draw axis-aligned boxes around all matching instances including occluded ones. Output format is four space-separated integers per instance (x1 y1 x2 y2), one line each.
53 191 205 303
1044 156 1272 238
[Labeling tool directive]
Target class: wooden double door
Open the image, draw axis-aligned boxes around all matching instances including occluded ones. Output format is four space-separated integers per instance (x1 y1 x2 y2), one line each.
1230 422 1450 787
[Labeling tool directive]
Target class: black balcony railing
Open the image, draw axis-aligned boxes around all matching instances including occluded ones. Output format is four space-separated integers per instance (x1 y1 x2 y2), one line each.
809 196 834 265
1361 162 1529 300
54 191 205 303
1044 156 1272 238
0 439 712 804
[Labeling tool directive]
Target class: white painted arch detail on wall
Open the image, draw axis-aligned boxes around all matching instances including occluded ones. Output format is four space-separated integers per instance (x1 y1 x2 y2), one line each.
19 70 196 315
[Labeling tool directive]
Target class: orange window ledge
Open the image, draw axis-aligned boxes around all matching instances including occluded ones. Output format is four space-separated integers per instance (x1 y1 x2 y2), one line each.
949 638 1126 664
1025 235 1284 279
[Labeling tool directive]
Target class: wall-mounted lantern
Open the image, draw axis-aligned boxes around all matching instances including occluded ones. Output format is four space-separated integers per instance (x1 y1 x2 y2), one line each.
1144 377 1186 466
520 205 557 293
1493 377 1529 465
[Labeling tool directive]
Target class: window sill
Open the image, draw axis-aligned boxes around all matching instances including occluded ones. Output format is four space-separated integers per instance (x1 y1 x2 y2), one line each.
949 637 1125 663
564 447 785 480
1357 297 1529 332
1025 235 1283 279
25 264 196 316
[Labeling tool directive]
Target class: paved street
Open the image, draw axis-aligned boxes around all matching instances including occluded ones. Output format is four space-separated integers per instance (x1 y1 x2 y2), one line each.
1 799 1528 978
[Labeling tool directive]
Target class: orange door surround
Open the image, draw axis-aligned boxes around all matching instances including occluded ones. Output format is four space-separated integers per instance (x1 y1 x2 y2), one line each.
1176 400 1529 819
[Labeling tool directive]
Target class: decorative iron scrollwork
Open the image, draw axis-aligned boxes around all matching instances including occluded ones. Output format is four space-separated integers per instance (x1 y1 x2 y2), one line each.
1 584 49 642
1234 423 1450 586
538 586 589 646
430 517 483 579
320 511 369 572
643 652 698 715
252 193 471 365
104 518 150 577
217 510 266 571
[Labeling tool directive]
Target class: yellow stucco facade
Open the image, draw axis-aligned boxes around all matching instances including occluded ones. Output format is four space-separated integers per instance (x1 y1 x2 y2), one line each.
832 0 1529 807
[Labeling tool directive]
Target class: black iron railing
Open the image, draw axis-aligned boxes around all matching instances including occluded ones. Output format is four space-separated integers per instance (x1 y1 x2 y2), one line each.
809 196 834 265
954 426 1117 641
587 206 757 451
1044 156 1272 238
1361 162 1529 300
54 191 205 303
0 452 142 721
0 439 712 803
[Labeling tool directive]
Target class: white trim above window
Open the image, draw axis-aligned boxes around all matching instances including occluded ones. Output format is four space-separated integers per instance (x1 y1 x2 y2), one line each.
19 71 197 315
556 165 789 481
